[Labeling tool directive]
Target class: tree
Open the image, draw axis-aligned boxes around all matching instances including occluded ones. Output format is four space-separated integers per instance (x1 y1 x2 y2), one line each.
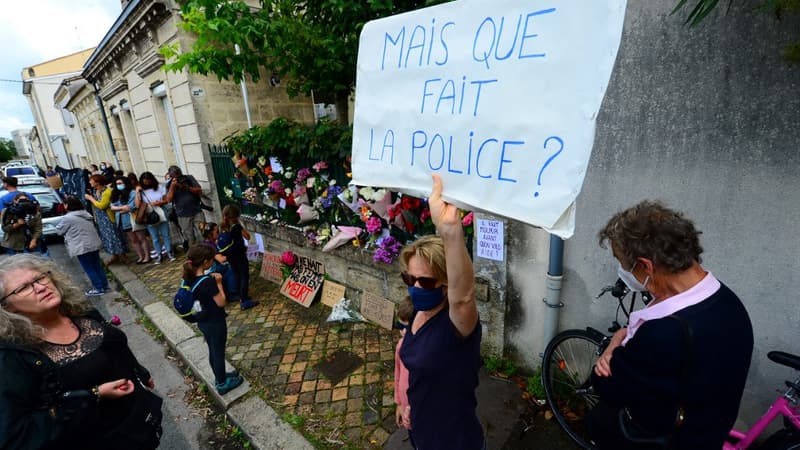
0 138 17 162
161 0 450 125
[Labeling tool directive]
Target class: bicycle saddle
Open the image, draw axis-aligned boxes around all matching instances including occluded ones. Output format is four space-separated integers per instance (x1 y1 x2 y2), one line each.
767 351 800 370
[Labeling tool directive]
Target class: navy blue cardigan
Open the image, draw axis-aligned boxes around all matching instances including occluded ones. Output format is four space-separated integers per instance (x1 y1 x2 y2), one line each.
592 282 753 449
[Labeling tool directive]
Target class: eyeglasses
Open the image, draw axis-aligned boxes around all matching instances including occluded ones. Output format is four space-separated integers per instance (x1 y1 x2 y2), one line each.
1 272 52 303
400 272 439 290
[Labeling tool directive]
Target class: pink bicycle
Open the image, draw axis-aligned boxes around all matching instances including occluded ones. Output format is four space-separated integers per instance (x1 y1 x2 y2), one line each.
724 351 800 449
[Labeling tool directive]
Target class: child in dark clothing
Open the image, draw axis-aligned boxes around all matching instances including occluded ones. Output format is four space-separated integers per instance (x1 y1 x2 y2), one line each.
198 221 239 301
184 244 243 395
219 205 259 311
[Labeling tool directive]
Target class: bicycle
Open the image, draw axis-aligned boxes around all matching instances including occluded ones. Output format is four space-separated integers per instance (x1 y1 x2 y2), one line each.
540 279 800 450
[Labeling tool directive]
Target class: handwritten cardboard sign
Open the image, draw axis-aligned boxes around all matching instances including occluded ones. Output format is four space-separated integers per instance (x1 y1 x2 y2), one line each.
260 252 283 284
280 255 325 307
321 280 347 308
476 219 504 261
351 0 627 238
360 291 395 330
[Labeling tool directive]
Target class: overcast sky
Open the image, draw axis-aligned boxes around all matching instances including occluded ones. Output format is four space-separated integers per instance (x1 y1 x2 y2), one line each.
0 0 121 141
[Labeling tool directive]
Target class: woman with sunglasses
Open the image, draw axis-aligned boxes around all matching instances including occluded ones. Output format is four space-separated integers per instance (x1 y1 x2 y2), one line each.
0 254 163 450
398 174 484 450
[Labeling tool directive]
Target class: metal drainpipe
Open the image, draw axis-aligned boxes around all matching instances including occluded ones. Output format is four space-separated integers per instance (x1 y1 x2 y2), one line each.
542 234 564 346
93 82 120 168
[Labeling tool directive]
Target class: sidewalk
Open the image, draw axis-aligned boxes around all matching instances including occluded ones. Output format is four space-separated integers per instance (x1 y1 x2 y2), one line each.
108 253 563 450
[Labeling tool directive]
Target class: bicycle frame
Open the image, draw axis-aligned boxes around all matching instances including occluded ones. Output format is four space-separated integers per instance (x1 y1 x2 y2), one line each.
724 386 800 449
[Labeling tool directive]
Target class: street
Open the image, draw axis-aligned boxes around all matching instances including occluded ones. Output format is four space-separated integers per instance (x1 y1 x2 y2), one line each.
48 242 243 450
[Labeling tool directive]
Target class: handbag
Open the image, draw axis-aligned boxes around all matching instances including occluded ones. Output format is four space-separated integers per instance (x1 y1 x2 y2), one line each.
137 192 163 225
102 385 163 450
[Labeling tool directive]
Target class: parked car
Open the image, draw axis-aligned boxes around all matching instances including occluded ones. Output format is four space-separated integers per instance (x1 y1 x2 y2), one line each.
0 183 67 241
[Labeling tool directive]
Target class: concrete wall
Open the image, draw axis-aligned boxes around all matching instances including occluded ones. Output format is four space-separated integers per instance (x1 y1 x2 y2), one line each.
506 1 800 424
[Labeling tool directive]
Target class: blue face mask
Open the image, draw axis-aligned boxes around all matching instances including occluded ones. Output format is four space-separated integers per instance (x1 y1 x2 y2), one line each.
407 286 445 311
115 184 125 191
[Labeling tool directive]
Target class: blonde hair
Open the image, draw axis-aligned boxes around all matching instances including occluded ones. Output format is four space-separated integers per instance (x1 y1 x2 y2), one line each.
0 254 90 345
399 235 448 284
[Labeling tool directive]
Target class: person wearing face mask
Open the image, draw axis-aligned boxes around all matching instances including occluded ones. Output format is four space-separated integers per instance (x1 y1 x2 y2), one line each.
397 174 483 450
587 200 753 449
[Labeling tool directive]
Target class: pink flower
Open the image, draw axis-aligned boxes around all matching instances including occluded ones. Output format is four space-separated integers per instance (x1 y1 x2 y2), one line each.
462 211 474 227
281 251 296 266
110 315 122 326
366 216 382 234
312 161 328 171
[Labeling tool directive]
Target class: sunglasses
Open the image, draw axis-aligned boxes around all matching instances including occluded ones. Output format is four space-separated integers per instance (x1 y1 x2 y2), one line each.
400 272 439 290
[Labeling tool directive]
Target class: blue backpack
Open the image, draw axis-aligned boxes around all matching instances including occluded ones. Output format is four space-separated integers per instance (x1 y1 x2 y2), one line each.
173 275 210 322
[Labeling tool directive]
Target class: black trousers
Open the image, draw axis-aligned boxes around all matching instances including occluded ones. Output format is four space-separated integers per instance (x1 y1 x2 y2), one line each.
197 319 227 385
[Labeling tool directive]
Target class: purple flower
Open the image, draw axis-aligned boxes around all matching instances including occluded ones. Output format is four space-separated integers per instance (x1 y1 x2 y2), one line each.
295 168 312 185
110 315 122 326
269 180 284 194
321 185 343 209
373 235 402 264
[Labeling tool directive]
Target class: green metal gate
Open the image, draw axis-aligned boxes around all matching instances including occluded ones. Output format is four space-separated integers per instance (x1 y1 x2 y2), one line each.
208 143 237 210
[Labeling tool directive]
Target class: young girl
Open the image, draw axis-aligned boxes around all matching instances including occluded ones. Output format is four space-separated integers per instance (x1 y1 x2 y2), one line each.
183 244 243 395
394 296 414 433
218 205 258 310
198 221 239 301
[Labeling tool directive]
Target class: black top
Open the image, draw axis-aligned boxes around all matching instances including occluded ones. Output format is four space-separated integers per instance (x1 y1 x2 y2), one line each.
193 276 226 322
592 282 754 449
399 307 484 450
167 175 201 217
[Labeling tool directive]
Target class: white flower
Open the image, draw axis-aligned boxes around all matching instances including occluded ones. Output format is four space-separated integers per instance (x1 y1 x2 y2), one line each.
255 213 264 221
258 156 267 166
285 171 294 179
285 187 293 196
360 186 374 199
372 189 388 202
329 179 337 186
223 187 233 198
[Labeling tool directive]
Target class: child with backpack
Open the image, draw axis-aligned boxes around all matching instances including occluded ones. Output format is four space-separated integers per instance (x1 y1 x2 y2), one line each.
198 221 238 301
182 244 243 395
218 205 258 311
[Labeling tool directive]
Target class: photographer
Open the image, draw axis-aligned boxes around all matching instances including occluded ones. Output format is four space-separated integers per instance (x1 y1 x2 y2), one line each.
162 166 205 247
1 193 42 255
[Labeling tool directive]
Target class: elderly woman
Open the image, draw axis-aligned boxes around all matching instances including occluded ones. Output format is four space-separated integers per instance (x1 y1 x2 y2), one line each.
398 174 484 450
588 200 753 449
0 254 162 450
84 174 127 265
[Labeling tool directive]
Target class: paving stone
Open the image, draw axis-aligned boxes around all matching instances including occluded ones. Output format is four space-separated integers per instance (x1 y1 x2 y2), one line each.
363 409 379 425
315 389 332 403
298 392 315 405
349 386 364 399
301 380 317 392
347 399 362 412
332 387 348 402
345 412 361 427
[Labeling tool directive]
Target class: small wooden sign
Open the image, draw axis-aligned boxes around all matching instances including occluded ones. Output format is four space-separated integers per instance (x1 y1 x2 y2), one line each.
360 291 395 330
260 252 283 284
321 280 346 308
279 255 325 308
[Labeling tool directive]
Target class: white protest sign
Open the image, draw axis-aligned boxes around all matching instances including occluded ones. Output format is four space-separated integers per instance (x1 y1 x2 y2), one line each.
476 219 503 261
352 0 626 238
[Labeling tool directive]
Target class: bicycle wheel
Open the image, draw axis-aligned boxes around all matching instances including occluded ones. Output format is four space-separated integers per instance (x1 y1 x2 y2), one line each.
542 329 605 449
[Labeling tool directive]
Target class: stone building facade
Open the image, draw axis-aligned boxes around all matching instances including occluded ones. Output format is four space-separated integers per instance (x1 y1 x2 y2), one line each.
67 0 312 204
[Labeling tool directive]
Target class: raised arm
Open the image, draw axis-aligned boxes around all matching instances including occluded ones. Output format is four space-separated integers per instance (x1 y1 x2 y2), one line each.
428 174 477 337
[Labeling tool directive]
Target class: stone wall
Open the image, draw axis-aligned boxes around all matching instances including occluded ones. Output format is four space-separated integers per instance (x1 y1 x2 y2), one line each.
243 216 505 357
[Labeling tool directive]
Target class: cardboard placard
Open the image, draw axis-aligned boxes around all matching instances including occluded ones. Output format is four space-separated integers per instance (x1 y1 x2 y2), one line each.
360 291 395 330
321 280 347 308
279 255 325 308
259 252 283 284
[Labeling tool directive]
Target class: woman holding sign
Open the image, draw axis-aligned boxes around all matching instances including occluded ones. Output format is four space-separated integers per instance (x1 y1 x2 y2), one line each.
398 174 484 450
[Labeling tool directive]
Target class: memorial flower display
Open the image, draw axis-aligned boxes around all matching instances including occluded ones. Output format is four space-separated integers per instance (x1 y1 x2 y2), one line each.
224 119 473 264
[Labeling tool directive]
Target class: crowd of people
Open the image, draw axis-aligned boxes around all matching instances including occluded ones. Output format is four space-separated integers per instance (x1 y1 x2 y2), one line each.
0 167 757 450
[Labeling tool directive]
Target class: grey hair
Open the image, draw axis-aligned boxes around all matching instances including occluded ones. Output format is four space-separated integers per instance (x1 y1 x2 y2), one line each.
0 254 91 345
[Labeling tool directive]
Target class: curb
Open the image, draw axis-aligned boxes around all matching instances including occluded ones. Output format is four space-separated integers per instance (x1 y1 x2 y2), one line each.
108 264 314 450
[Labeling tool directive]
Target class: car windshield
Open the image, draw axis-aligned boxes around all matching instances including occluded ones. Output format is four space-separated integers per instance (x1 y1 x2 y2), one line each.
32 193 60 209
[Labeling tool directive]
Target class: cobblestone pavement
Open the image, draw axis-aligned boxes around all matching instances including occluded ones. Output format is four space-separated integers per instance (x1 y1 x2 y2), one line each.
128 254 399 449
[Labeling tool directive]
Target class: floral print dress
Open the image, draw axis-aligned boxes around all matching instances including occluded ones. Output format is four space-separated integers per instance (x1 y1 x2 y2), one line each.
92 187 126 255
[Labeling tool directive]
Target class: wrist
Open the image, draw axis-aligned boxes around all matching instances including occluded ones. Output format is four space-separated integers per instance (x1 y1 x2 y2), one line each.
91 385 101 402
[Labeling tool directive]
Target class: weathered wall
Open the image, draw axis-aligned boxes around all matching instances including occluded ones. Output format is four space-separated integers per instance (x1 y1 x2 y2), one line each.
245 218 505 357
506 1 800 424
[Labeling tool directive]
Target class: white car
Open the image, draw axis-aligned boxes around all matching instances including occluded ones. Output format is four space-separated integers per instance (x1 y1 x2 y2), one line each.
0 183 67 240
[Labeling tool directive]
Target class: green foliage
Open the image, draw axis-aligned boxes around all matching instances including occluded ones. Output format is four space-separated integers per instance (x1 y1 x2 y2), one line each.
672 0 799 64
225 117 351 174
526 366 546 400
484 355 517 377
281 413 305 428
162 0 452 122
0 138 17 162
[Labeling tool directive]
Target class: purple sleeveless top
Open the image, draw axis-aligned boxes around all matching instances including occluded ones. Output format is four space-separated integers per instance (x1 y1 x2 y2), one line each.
399 307 483 450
